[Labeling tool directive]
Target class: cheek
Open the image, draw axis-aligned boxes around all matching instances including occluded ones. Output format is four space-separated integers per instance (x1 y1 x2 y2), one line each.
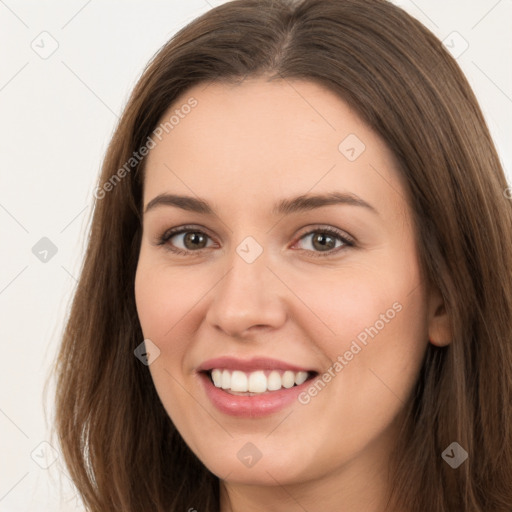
293 274 427 459
134 258 213 413
285 262 416 346
297 256 428 401
134 257 200 341
319 278 427 434
134 261 196 415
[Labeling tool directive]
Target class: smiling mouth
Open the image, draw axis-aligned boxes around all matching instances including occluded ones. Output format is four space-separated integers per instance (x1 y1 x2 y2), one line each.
203 368 318 395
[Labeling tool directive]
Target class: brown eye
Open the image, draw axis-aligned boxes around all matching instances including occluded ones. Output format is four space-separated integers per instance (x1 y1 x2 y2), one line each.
294 227 354 257
157 225 354 258
158 226 214 255
180 231 209 250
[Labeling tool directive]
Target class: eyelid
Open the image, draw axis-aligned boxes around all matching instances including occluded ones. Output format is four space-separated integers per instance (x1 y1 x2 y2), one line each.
156 224 217 254
293 224 355 246
289 225 355 258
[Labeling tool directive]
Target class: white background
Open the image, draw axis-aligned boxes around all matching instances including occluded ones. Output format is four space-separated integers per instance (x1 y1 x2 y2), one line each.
1 0 511 510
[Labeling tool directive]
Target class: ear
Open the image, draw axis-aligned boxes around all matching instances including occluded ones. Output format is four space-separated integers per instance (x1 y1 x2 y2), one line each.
427 286 452 347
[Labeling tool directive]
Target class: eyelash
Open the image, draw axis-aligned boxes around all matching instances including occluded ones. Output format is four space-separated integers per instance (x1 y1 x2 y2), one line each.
156 224 355 258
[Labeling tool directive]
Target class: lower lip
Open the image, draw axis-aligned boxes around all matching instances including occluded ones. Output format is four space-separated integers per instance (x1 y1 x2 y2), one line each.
198 372 314 418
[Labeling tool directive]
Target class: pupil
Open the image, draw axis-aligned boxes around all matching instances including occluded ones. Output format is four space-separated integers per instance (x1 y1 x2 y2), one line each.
185 232 205 249
314 233 334 251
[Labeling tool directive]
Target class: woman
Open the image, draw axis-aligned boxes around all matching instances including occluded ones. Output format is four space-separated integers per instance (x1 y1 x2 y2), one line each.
53 0 512 510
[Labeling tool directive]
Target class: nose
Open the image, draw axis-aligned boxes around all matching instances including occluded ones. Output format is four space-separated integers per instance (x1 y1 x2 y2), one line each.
205 245 287 339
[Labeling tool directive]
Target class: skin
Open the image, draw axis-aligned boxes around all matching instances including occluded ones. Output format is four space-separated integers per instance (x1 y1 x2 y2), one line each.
134 77 451 512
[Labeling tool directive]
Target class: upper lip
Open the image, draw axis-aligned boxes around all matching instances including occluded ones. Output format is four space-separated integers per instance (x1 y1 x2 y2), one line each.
197 356 316 373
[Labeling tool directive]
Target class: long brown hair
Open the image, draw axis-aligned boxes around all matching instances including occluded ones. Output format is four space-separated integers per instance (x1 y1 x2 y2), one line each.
51 0 512 510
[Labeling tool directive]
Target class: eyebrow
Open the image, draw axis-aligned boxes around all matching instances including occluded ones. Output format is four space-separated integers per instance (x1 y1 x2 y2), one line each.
144 191 378 216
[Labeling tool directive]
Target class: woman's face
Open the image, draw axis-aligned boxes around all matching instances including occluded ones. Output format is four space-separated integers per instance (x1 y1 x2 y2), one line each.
135 77 443 492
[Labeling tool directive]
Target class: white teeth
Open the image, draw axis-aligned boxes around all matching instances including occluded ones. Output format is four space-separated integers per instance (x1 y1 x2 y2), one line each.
248 371 267 393
282 370 295 388
221 369 230 389
211 369 222 387
295 371 308 385
267 370 282 391
230 371 248 392
208 368 310 393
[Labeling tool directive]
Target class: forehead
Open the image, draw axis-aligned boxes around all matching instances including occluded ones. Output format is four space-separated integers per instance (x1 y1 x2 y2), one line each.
142 77 409 222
